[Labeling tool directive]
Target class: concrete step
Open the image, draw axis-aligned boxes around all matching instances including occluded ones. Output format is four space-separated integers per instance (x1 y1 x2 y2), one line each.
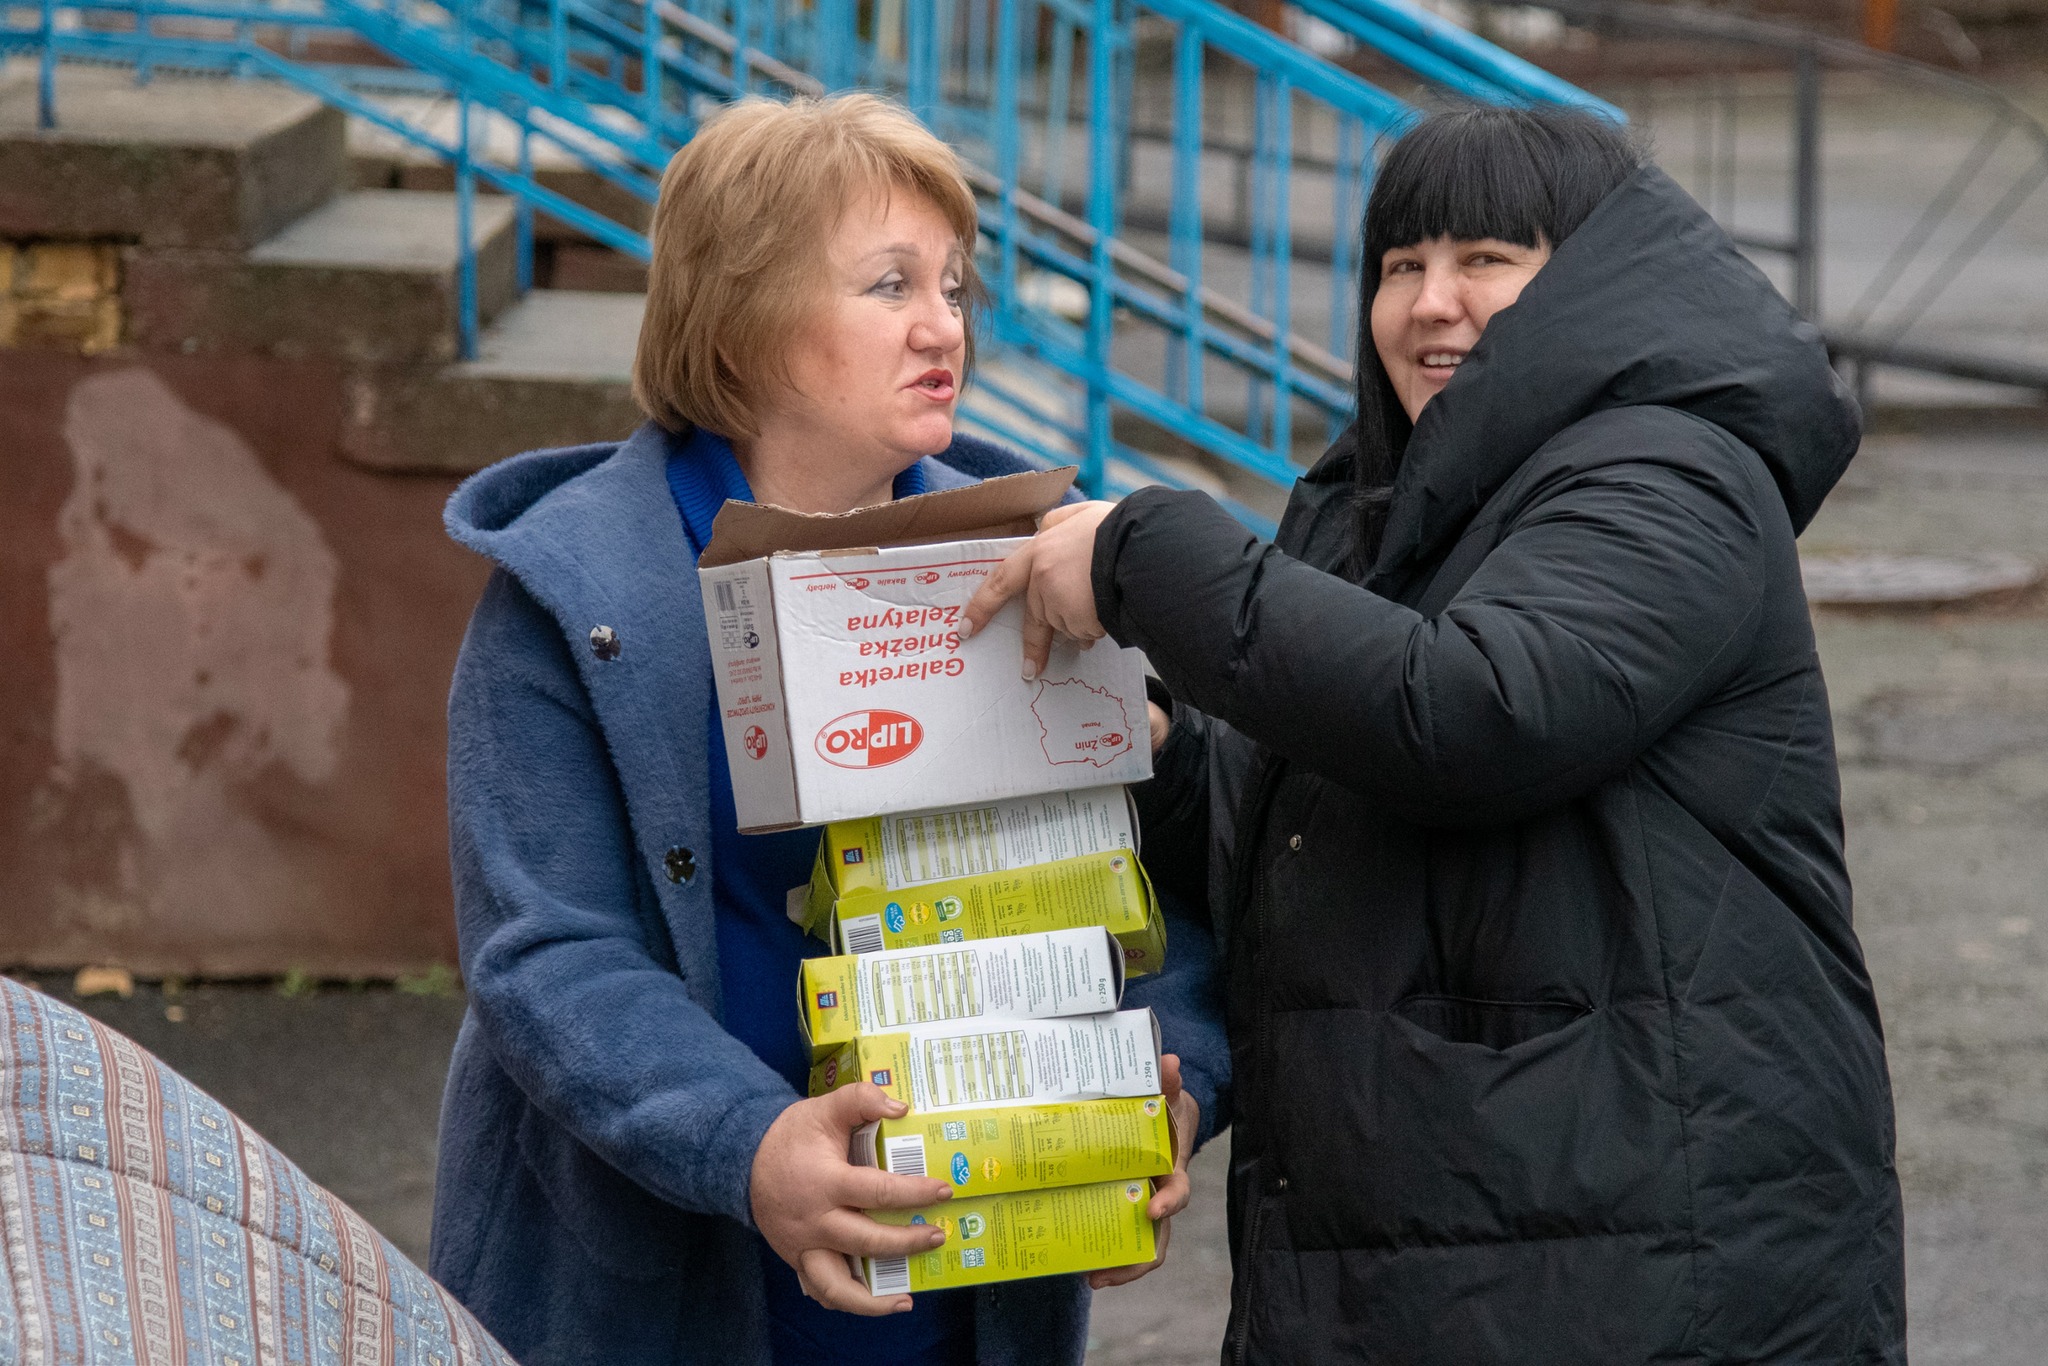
127 190 520 365
0 63 343 250
340 289 643 471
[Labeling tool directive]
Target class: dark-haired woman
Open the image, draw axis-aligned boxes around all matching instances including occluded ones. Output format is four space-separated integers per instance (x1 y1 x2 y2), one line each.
965 107 1905 1363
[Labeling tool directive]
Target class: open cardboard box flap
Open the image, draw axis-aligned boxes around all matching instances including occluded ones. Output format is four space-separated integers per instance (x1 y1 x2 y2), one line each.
699 466 1078 568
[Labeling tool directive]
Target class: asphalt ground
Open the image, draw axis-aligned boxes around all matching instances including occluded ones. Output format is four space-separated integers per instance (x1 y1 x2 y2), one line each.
23 419 2048 1365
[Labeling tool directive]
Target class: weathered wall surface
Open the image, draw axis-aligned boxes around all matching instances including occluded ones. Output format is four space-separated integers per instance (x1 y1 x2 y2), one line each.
2 350 492 976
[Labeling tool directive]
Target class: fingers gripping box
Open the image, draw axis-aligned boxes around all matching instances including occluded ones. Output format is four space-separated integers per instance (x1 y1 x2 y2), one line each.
807 1008 1163 1112
850 1096 1176 1197
697 469 1153 832
860 1178 1157 1295
798 927 1126 1055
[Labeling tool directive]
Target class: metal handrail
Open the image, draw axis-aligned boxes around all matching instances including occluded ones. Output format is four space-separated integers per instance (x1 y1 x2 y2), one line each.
13 0 1610 505
1532 0 2048 396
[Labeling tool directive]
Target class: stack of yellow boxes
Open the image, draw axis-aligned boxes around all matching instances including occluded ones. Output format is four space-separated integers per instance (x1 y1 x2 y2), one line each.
794 786 1175 1295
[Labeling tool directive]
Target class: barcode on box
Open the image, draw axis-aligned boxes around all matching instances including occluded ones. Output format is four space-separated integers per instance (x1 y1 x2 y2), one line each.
714 580 737 613
869 1256 911 1296
841 914 885 956
883 1134 927 1177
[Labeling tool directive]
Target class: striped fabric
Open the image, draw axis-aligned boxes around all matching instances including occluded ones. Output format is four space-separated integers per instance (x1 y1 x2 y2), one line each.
0 977 518 1366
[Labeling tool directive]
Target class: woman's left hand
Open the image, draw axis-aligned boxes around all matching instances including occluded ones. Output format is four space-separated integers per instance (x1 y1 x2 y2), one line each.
1088 1053 1200 1291
961 501 1116 679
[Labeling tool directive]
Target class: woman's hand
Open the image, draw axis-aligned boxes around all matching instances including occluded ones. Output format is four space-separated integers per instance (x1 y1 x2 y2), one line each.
962 501 1117 680
750 1083 955 1315
1089 1053 1201 1290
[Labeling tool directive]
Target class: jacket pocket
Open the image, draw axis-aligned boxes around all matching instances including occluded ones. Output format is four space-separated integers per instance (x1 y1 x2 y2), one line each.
515 1105 693 1281
1265 1000 1686 1253
1392 994 1590 1051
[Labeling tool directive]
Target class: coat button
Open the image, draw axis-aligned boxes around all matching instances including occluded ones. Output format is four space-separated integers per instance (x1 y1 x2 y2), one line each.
1276 1176 1289 1192
589 625 621 661
1288 834 1302 851
664 847 696 884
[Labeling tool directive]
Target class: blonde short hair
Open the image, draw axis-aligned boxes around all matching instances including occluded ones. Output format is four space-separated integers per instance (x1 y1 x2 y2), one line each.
632 93 983 438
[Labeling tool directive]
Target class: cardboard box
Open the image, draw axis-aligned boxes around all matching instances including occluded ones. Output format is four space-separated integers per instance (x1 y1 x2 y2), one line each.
698 469 1152 832
851 1096 1176 1197
861 1178 1157 1294
799 927 1126 1054
807 1008 1163 1112
827 849 1166 976
796 785 1140 937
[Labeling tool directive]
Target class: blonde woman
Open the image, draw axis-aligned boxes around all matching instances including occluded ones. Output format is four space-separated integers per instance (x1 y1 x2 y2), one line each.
432 94 1224 1366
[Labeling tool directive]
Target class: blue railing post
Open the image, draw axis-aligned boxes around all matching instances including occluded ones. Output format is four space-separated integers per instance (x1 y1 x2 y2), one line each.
456 92 481 361
907 0 938 125
1082 0 1117 495
642 0 662 123
548 0 566 89
816 0 853 90
733 0 752 92
994 0 1020 307
516 110 534 292
1168 19 1203 414
37 0 56 129
1268 75 1294 463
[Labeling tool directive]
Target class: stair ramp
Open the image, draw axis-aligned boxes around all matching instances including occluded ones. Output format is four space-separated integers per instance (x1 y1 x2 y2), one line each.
6 0 1615 522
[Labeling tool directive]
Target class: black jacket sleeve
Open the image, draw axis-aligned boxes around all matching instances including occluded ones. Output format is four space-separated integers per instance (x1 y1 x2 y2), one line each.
1093 445 1770 829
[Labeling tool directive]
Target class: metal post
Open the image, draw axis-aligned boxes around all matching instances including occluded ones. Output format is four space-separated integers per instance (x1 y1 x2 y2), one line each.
38 0 56 129
549 0 566 90
818 0 852 90
642 0 661 124
994 0 1020 306
1083 0 1116 495
1169 20 1203 413
1792 41 1821 321
516 113 534 293
733 0 752 93
907 0 937 126
457 95 480 362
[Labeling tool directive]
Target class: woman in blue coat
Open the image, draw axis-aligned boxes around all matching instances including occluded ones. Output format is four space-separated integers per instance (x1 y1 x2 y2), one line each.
431 93 1228 1365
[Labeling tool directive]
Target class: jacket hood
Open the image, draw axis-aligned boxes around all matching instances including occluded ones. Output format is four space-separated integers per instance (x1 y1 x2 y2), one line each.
445 421 1053 569
1373 164 1859 579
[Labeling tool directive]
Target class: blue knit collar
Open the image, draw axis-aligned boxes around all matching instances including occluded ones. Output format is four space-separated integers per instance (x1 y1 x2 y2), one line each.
665 427 931 558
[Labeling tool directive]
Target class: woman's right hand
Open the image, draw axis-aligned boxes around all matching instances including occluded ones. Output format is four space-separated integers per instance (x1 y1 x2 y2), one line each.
750 1083 955 1315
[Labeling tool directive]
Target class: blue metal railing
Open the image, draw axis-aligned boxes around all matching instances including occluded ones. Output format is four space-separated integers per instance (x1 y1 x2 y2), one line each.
8 0 1609 511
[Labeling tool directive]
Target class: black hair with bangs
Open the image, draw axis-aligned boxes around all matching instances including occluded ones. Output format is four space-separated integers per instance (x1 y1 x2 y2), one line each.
1350 105 1643 572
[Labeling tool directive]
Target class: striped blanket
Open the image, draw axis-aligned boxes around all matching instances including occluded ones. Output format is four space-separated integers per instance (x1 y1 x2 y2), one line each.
0 977 517 1366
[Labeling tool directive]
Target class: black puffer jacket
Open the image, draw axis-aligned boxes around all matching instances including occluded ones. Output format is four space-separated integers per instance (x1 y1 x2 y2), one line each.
1098 167 1904 1364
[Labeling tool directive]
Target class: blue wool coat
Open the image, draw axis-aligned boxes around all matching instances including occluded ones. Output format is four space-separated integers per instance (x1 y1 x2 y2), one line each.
433 421 1231 1366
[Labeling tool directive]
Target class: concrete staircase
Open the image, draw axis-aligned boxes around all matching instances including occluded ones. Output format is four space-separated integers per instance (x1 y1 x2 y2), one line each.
1 64 641 472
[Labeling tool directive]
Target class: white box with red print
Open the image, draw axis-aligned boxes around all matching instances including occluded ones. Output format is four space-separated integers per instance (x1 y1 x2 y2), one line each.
697 467 1152 832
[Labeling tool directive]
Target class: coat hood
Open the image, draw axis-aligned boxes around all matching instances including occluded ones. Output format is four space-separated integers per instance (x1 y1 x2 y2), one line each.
444 421 1049 569
1372 164 1859 580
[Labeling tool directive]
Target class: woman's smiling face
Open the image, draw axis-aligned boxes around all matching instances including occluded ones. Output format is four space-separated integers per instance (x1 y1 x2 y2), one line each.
1370 235 1552 422
761 188 968 480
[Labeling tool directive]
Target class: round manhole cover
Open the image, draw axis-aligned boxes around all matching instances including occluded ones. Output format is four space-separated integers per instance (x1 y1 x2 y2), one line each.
1801 552 2040 606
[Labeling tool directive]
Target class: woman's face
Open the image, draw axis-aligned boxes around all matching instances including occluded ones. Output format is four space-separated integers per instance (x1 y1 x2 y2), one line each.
763 188 968 480
1370 236 1552 422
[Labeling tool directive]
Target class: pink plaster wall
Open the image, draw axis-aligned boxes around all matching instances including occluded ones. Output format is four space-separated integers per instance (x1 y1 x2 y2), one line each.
1 350 493 976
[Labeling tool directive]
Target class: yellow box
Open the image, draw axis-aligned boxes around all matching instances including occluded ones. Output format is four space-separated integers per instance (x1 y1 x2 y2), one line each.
852 1097 1175 1197
862 1178 1157 1294
798 786 1140 937
807 1009 1163 1112
798 927 1125 1056
826 851 1166 977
